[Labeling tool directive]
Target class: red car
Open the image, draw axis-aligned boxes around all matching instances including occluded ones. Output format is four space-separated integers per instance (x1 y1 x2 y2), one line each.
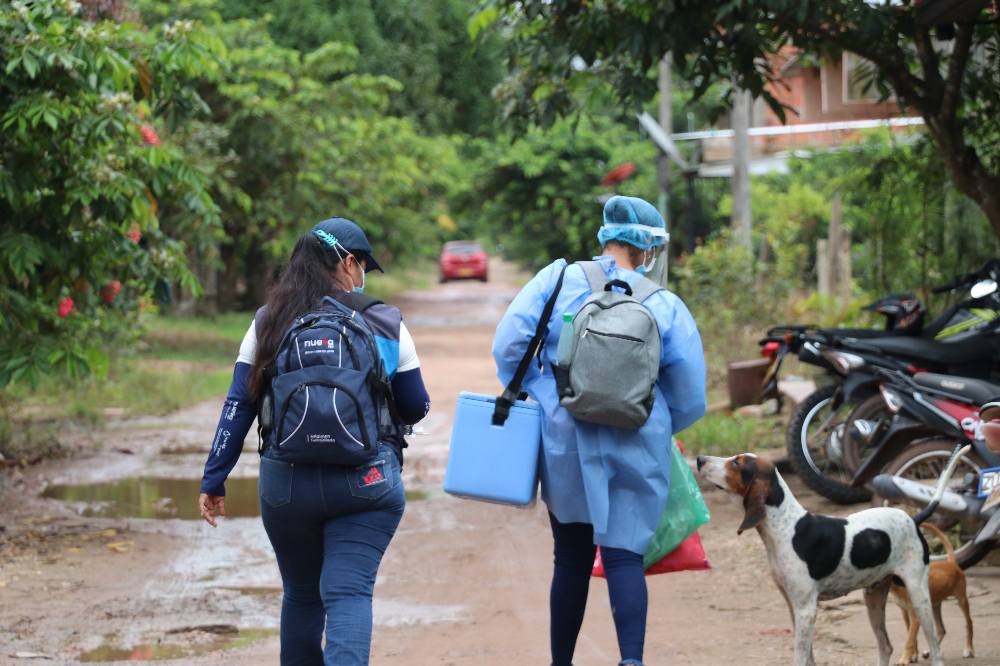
439 241 488 282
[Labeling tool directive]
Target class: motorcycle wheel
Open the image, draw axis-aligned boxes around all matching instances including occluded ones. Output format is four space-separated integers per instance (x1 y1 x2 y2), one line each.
872 438 994 570
787 384 874 505
841 394 891 473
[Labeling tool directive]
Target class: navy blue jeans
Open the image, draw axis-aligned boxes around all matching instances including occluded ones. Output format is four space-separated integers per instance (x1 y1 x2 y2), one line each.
259 445 405 665
548 512 647 666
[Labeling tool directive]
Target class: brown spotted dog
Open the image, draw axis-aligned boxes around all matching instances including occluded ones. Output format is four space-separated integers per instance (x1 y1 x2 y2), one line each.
696 453 943 666
891 522 974 664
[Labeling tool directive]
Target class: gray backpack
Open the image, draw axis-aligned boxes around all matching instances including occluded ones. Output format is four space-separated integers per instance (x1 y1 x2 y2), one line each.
556 261 663 429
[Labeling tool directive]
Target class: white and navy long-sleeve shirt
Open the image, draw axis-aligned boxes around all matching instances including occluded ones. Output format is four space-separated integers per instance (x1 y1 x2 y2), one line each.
200 308 429 497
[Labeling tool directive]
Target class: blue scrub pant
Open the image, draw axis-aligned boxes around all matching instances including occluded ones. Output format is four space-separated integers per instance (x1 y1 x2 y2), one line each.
548 512 647 666
259 446 405 665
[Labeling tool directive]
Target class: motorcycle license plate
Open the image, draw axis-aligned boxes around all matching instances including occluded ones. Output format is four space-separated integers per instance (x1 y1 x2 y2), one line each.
978 466 1000 499
985 487 1000 512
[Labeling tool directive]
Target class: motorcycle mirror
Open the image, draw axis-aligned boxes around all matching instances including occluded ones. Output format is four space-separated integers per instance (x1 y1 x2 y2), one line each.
970 278 997 299
979 400 1000 421
981 421 1000 455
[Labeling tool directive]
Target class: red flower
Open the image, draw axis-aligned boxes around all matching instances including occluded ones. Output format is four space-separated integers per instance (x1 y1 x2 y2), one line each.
601 162 637 186
128 223 142 244
101 280 122 304
139 124 161 147
58 297 75 318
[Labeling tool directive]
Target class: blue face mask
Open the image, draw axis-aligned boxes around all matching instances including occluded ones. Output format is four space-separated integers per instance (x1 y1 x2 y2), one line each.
634 250 657 275
352 258 366 293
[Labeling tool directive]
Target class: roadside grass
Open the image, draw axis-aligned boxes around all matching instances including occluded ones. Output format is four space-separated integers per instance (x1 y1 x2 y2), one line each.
365 257 436 301
9 312 250 424
683 316 779 458
140 310 253 364
1 312 249 463
679 411 786 457
1 262 436 464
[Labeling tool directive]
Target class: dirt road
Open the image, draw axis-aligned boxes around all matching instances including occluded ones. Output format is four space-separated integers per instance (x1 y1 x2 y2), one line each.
2 260 999 665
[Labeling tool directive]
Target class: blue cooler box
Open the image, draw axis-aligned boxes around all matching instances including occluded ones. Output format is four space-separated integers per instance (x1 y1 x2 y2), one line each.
444 391 542 506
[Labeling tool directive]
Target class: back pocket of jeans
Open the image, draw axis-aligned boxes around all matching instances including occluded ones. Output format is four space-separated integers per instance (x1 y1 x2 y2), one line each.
259 457 294 508
347 452 395 501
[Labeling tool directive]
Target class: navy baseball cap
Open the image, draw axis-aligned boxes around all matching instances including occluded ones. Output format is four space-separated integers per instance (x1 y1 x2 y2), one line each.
311 217 383 273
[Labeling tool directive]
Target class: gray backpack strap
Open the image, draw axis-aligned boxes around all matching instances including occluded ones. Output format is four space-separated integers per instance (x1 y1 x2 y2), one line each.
630 276 663 303
579 260 609 294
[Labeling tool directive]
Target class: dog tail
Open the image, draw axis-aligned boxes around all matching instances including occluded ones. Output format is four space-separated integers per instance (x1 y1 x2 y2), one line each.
920 522 956 564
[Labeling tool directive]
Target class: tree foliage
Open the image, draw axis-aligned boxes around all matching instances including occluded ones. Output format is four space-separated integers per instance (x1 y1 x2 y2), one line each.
0 0 222 386
673 132 999 334
479 0 1000 238
217 0 506 135
472 116 657 269
137 1 468 310
1 0 468 386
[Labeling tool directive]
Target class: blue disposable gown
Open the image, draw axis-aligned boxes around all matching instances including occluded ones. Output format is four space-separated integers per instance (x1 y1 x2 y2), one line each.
492 257 707 554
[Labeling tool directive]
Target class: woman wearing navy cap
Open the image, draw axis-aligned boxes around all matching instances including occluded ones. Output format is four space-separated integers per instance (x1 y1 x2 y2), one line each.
197 217 430 665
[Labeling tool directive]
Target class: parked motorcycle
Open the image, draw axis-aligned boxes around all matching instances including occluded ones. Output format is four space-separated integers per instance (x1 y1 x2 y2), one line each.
854 369 1000 567
759 260 1000 505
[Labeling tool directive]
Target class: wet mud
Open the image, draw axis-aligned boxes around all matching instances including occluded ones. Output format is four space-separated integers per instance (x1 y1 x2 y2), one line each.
2 259 999 665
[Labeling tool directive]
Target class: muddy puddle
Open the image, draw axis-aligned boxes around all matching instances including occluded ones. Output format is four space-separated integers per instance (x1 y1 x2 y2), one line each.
44 477 261 520
44 476 434 519
78 626 278 662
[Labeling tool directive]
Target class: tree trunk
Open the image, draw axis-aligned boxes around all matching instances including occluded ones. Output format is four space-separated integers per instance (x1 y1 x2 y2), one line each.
242 244 270 310
216 242 240 312
935 139 1000 244
976 176 1000 243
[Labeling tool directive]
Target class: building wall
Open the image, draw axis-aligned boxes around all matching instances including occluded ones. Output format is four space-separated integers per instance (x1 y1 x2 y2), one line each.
758 55 908 153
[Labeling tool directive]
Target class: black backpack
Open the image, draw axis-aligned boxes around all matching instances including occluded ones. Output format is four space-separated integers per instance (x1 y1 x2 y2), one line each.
258 295 398 465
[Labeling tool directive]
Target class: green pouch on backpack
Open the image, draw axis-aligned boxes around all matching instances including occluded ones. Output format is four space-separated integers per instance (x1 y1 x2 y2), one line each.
643 438 711 569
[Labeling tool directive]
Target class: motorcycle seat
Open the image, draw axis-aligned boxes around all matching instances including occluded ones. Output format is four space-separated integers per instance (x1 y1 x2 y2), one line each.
846 335 996 366
817 327 900 340
913 372 1000 406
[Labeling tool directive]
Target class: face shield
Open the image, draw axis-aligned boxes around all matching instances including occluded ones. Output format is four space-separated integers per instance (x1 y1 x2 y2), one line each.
598 222 670 287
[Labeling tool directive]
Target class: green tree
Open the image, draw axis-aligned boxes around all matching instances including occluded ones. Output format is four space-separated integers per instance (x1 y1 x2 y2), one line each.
794 134 998 299
704 133 997 309
0 0 222 386
473 116 657 269
140 1 467 310
218 0 505 135
478 1 1000 239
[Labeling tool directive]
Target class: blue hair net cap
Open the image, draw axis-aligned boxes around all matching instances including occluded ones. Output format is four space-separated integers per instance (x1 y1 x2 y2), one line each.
597 196 666 250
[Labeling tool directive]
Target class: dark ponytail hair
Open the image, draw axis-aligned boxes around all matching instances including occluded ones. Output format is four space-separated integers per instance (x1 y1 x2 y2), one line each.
249 233 345 400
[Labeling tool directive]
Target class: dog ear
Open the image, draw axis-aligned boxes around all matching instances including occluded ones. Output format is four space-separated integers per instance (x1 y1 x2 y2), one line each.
737 485 768 535
736 457 784 535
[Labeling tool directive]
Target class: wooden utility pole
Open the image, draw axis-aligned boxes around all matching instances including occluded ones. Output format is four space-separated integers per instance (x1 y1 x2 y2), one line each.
817 239 830 296
818 192 852 302
731 86 752 249
831 192 852 303
657 56 671 225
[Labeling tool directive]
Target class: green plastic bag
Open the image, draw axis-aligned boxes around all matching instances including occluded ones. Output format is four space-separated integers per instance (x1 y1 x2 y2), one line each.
643 438 711 568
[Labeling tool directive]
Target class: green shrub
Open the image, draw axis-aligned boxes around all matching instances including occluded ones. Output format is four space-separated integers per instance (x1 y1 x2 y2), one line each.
0 0 223 388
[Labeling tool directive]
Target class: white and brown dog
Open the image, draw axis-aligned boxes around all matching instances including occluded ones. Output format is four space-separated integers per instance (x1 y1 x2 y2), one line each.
697 453 943 666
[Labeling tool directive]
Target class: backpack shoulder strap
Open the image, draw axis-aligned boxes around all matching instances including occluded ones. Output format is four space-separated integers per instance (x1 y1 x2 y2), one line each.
578 260 608 294
629 276 663 303
336 291 384 313
493 262 568 426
